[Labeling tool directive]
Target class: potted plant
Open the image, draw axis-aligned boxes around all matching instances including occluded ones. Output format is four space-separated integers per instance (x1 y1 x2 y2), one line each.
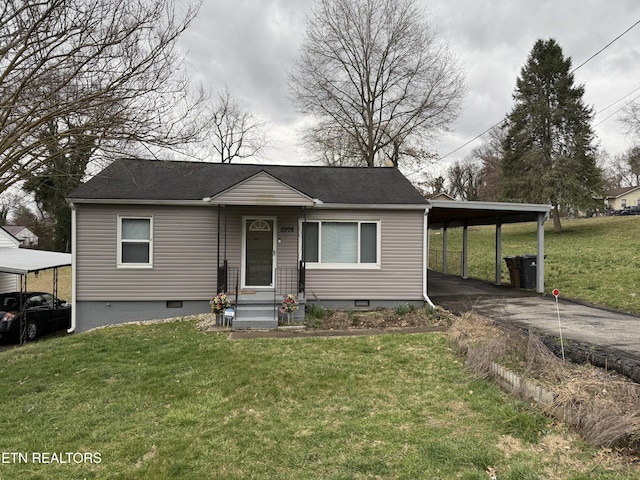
210 293 230 325
279 294 299 324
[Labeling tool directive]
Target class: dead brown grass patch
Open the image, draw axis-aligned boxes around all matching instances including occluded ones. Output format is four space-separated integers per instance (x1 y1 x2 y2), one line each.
449 312 640 453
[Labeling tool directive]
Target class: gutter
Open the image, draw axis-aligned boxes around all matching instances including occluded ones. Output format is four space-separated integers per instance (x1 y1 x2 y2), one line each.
68 202 76 333
423 207 435 308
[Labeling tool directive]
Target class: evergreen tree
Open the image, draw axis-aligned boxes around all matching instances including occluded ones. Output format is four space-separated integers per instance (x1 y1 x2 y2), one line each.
501 39 603 232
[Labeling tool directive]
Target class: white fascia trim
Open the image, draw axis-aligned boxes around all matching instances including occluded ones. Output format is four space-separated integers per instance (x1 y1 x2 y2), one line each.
428 199 551 213
69 198 213 207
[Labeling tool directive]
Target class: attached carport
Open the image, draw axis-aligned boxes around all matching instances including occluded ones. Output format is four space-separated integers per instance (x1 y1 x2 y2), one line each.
0 248 72 343
426 200 551 294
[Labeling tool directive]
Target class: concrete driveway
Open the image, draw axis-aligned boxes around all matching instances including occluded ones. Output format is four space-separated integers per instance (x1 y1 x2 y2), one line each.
428 271 640 378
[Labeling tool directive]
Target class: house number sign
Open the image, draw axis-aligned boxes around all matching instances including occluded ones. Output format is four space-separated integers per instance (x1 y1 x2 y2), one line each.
279 226 296 233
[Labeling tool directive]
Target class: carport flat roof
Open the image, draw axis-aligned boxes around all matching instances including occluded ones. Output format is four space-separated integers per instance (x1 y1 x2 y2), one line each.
428 200 550 228
0 248 72 275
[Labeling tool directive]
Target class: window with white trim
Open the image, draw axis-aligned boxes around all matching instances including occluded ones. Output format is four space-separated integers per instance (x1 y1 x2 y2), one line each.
302 221 380 268
118 217 153 267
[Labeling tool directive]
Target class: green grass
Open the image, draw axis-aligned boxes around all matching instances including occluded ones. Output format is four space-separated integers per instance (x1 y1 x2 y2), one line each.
429 216 640 315
1 320 638 479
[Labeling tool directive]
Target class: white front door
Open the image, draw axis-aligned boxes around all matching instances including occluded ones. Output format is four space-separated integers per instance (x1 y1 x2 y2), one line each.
242 217 276 289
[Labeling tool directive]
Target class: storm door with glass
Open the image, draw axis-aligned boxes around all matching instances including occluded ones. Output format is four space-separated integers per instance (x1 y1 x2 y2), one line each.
243 218 276 288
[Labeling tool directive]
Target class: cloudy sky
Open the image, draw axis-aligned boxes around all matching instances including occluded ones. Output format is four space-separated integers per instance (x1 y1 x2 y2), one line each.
179 0 640 173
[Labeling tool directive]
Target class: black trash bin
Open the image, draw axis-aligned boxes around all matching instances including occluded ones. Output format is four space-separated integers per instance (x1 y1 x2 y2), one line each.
503 256 521 288
519 254 539 290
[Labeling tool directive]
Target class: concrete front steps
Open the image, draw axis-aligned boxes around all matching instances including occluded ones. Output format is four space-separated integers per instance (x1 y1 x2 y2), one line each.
229 291 305 329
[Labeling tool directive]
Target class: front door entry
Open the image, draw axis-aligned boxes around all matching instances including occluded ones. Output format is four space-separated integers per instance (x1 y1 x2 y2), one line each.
243 218 275 288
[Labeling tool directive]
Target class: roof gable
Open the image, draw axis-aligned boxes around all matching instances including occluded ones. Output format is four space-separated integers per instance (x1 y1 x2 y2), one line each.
0 226 20 247
605 185 640 199
211 171 315 206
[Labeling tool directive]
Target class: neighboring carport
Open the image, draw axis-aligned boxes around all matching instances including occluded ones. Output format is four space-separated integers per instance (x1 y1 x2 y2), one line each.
0 248 72 343
426 200 551 294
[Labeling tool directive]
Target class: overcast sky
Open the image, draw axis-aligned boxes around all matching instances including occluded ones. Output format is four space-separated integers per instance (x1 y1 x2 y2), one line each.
179 0 640 173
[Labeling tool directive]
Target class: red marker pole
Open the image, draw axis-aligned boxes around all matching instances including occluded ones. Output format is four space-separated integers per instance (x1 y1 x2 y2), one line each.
553 289 565 361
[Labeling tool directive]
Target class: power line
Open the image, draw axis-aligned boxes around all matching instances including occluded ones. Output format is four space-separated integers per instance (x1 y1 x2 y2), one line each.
593 90 640 128
572 19 640 73
595 84 640 115
438 18 640 161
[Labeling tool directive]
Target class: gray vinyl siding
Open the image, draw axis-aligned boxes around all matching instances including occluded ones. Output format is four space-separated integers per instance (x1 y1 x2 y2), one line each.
75 204 217 301
0 234 18 292
304 209 424 301
0 232 19 247
213 172 314 206
0 273 17 293
75 204 424 304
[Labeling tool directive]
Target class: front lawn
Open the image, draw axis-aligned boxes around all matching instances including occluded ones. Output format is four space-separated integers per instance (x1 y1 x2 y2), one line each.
1 319 637 479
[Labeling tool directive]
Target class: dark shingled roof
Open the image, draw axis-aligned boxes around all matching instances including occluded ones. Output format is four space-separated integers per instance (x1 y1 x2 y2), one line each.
70 158 428 205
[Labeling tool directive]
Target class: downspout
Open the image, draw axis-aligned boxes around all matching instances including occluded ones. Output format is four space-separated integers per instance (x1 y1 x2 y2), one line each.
423 207 435 308
68 203 77 333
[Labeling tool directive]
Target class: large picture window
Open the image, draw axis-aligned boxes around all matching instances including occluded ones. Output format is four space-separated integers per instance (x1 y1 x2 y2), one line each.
302 221 380 268
118 217 153 267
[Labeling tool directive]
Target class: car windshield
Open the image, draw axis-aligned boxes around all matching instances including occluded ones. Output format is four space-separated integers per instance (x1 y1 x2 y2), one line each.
0 295 20 311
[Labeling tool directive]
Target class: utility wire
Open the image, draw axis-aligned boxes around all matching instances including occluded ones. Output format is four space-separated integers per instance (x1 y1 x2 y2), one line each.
594 90 640 127
572 19 640 73
595 84 640 114
438 19 640 161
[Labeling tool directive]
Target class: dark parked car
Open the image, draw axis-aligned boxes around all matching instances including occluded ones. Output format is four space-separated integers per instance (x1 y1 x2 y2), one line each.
619 206 640 215
0 292 71 342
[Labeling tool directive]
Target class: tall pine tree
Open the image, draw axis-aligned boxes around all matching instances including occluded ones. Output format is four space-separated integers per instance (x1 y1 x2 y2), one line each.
501 39 603 232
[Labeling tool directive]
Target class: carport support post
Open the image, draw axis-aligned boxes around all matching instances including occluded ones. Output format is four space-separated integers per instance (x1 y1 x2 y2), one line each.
461 223 469 279
442 225 448 275
494 217 502 286
536 212 545 293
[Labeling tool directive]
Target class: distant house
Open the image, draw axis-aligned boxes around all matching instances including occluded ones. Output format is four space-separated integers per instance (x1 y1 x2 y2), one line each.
3 226 38 247
425 192 455 201
68 158 550 333
604 186 640 212
0 226 20 292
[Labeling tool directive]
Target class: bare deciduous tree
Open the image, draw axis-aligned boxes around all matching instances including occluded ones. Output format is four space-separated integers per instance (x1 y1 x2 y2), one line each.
0 0 205 194
447 159 482 200
209 86 268 163
288 0 465 168
620 101 640 141
605 146 640 188
467 126 506 201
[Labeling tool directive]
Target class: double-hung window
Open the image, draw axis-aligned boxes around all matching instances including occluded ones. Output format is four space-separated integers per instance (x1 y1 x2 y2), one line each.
302 221 380 268
118 216 153 268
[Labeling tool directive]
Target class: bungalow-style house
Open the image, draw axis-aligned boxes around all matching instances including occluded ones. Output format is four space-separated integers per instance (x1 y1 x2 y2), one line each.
68 159 550 332
2 225 38 247
604 186 640 212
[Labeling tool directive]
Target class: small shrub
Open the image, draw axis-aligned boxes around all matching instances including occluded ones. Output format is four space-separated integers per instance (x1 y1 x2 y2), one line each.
393 303 416 316
305 303 327 320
